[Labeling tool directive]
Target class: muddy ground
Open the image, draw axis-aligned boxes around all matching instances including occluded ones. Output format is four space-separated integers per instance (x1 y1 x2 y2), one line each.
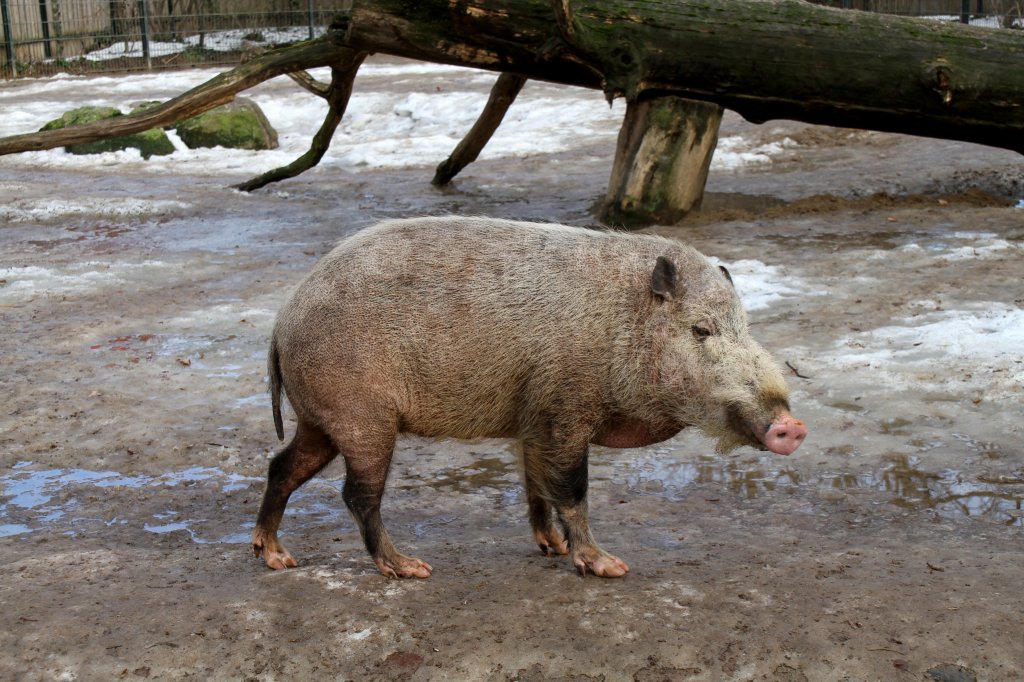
1 61 1022 681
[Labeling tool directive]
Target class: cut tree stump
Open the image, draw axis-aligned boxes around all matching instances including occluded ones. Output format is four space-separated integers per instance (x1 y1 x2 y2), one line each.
602 96 724 226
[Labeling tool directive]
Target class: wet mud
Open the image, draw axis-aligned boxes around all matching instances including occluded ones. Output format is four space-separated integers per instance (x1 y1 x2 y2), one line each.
1 60 1023 680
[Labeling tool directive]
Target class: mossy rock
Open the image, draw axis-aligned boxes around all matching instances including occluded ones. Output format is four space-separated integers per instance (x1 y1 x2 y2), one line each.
130 101 176 130
40 105 175 159
175 98 279 151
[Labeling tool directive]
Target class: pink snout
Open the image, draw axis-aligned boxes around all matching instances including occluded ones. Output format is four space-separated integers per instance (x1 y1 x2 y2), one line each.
762 416 807 456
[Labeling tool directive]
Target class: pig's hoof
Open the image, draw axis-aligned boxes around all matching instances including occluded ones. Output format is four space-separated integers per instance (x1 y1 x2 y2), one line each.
572 549 629 578
375 554 433 579
252 532 298 570
534 528 569 556
263 549 298 570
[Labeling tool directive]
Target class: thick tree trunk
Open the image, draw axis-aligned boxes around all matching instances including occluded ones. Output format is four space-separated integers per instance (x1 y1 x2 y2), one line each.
332 0 1024 154
602 97 724 226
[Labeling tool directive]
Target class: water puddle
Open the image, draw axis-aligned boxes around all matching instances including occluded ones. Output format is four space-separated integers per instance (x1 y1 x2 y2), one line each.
0 523 33 537
612 451 801 502
407 455 523 508
0 464 262 540
419 456 518 493
142 519 252 545
613 451 1023 526
3 449 1021 544
828 454 1023 525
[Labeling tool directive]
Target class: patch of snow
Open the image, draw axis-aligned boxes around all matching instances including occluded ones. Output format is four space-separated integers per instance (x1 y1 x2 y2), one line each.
827 303 1024 398
880 233 1021 262
165 304 275 327
925 14 1019 29
1 197 189 222
0 260 172 302
0 63 797 175
79 27 320 62
713 136 797 172
939 239 1016 261
710 257 813 311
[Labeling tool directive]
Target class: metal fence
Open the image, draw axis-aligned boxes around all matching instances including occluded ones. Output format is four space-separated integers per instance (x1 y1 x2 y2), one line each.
2 0 1021 79
812 0 1022 23
0 0 349 78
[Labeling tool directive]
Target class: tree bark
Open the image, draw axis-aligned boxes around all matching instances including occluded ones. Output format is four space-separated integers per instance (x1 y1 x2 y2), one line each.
331 0 1024 154
602 97 724 226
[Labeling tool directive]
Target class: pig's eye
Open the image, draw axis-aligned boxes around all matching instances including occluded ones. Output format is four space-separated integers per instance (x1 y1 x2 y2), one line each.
691 323 715 341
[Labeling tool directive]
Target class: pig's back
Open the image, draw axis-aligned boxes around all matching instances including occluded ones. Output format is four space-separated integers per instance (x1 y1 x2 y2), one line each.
322 216 684 300
273 217 695 438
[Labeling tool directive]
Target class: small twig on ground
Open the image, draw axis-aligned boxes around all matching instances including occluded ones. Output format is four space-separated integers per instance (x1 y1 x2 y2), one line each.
786 361 811 379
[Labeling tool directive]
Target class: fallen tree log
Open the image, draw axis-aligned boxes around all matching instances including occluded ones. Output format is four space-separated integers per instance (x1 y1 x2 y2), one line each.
331 0 1024 154
3 1 1021 159
0 0 1019 216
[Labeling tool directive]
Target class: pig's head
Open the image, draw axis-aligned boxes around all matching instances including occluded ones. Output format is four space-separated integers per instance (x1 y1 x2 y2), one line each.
647 253 807 456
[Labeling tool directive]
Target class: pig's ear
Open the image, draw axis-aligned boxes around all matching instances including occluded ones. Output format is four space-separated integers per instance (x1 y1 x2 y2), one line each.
651 256 678 301
719 265 734 287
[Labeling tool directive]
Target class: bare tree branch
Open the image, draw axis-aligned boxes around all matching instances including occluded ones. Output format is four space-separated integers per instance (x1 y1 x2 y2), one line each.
236 50 367 192
0 39 343 156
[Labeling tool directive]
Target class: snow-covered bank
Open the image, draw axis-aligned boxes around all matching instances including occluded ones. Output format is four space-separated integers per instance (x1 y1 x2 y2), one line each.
0 61 795 177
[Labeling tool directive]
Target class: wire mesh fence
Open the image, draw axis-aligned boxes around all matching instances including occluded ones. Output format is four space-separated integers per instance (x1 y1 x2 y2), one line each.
0 0 349 78
810 0 1023 24
2 0 1021 80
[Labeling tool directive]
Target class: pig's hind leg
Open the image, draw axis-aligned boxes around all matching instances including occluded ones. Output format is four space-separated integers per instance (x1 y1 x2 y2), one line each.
524 439 629 578
335 417 433 579
253 420 338 570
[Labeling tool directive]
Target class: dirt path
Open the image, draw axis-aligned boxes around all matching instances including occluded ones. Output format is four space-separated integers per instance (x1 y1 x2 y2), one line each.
1 63 1022 681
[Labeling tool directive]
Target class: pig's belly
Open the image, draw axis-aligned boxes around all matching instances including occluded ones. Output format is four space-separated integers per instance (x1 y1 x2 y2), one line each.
592 416 683 448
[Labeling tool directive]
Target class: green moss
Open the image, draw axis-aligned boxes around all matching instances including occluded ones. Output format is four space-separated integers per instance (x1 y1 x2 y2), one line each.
41 106 121 130
648 100 682 130
175 99 279 150
40 105 175 159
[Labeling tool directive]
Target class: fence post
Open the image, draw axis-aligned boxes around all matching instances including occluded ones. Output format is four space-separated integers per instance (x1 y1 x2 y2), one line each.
137 0 151 69
960 0 970 23
37 0 52 58
307 0 315 39
1 0 16 77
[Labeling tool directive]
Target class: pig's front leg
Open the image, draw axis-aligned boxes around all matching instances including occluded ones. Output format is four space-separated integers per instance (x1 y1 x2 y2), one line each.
525 477 569 556
523 438 629 578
